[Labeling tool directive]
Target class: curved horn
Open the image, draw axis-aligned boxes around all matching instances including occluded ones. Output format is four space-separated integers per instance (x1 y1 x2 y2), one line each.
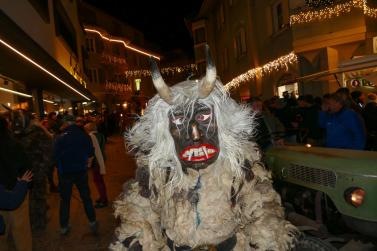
198 44 217 99
149 57 173 104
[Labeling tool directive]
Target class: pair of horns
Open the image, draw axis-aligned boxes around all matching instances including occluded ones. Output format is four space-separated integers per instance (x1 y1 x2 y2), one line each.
149 44 217 104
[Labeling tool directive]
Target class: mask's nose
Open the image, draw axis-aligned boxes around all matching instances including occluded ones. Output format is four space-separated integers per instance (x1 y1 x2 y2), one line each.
191 123 201 142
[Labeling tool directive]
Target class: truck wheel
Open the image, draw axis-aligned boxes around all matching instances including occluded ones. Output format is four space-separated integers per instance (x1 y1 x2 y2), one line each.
293 236 337 251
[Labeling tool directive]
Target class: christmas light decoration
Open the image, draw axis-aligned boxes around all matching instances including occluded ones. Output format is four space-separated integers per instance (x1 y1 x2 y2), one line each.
124 64 198 78
0 87 32 98
290 0 377 25
84 28 160 60
105 81 132 94
305 0 334 9
224 52 298 91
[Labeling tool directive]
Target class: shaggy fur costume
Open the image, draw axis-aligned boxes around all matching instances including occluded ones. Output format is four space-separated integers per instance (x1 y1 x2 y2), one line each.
111 78 298 250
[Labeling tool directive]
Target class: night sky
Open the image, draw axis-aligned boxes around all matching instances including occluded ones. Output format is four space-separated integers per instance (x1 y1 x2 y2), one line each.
83 0 203 57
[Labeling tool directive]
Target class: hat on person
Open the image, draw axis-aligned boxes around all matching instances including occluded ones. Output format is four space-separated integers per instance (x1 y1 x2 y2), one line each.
367 93 377 103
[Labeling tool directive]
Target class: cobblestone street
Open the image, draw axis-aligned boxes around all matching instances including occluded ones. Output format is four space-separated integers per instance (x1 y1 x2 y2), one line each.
33 135 136 251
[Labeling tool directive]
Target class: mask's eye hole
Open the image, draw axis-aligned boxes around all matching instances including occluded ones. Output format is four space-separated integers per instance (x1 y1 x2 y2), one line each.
171 116 185 125
196 112 212 122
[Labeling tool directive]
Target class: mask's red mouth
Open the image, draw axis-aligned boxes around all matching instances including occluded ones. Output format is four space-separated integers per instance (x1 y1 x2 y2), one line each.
179 143 219 162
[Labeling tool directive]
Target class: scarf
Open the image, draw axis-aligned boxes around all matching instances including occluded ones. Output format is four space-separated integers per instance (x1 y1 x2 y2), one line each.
89 131 106 174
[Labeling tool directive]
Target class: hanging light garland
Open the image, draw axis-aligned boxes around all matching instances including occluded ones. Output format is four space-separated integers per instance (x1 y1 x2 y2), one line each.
84 27 160 60
224 52 298 91
105 82 132 94
124 64 198 78
290 0 377 25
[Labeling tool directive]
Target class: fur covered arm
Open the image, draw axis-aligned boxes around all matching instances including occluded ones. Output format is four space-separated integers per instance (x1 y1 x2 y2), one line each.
239 162 298 251
109 181 169 251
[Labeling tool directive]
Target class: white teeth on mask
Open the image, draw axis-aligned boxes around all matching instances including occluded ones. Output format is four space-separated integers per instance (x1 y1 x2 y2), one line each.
188 150 193 161
202 146 209 159
183 146 215 160
193 148 199 157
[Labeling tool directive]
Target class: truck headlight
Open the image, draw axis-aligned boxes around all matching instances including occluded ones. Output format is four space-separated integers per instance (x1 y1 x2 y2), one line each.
344 187 365 208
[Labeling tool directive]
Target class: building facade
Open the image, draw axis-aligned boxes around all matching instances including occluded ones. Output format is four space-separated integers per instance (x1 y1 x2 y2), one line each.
79 3 161 115
0 0 94 116
191 0 377 100
290 0 377 97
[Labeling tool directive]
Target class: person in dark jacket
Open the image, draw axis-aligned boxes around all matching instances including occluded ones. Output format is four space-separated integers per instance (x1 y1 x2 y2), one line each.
362 93 377 150
0 170 33 234
0 115 32 251
319 92 366 150
296 95 323 145
53 116 97 235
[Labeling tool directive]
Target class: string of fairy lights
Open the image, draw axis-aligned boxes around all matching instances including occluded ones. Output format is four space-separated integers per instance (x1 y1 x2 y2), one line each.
290 0 377 25
224 52 298 91
124 64 198 78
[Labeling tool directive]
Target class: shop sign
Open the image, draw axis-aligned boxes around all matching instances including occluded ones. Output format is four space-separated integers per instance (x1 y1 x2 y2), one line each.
348 78 375 88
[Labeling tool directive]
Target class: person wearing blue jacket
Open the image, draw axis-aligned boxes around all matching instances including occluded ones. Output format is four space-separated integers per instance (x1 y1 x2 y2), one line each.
319 92 366 150
0 170 33 234
53 116 97 235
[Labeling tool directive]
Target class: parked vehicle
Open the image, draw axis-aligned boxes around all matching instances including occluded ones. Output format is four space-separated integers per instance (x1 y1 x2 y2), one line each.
265 145 377 239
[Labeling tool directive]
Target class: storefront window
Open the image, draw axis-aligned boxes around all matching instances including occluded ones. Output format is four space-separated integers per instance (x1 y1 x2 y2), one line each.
0 75 30 112
278 82 298 98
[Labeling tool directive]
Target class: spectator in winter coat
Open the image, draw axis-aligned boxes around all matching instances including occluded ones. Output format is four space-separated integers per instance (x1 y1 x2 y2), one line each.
53 116 97 235
319 92 366 150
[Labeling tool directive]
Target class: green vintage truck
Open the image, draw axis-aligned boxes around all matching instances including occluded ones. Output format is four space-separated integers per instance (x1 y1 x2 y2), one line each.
265 145 377 239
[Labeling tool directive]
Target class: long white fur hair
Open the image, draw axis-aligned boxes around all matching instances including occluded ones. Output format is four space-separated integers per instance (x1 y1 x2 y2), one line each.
125 77 255 187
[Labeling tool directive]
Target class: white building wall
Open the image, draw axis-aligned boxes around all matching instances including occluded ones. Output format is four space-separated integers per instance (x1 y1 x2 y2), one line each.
1 0 85 86
1 0 55 53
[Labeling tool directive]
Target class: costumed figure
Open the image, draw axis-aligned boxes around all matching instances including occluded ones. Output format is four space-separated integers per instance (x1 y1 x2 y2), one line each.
111 45 298 251
12 110 53 231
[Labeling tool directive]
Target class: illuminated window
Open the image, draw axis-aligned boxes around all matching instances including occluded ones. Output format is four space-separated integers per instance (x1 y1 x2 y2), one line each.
135 79 141 91
278 83 298 98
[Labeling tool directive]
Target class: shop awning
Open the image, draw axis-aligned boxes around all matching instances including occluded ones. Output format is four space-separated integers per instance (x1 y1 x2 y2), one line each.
295 54 377 83
0 10 96 101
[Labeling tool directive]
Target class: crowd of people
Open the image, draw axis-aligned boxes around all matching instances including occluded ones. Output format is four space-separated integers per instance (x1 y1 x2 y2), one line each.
0 110 109 250
250 88 377 152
